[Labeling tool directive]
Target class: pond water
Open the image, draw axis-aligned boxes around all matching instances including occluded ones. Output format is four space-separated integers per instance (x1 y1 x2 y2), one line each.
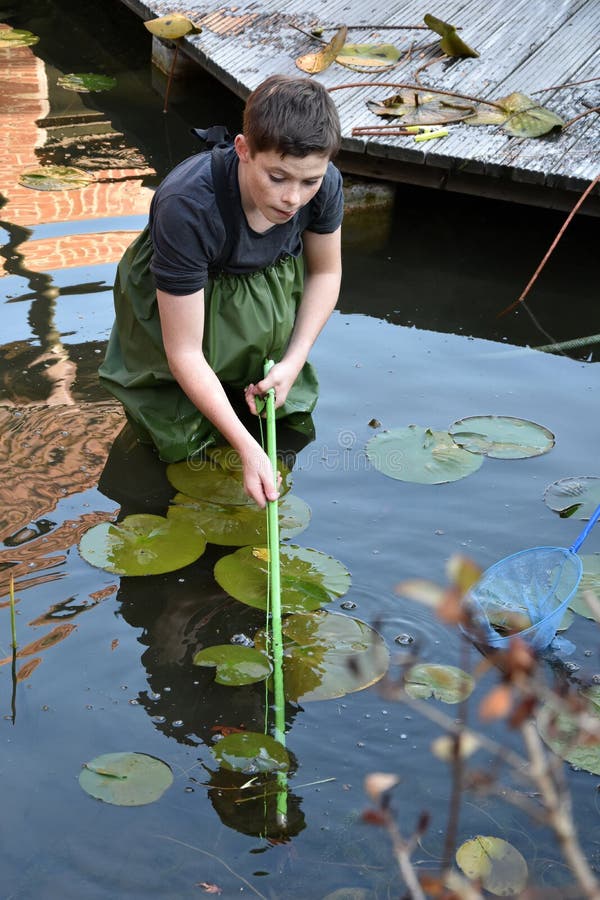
1 0 600 897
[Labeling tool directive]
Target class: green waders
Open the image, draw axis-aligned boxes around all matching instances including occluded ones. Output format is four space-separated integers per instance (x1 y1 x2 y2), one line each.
98 226 318 462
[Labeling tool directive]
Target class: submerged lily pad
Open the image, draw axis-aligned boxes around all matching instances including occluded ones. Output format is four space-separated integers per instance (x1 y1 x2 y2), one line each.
254 610 389 702
337 42 401 69
193 645 272 686
57 73 117 93
214 544 351 613
544 476 600 519
366 426 483 484
0 28 39 47
79 513 206 575
405 664 474 703
212 731 289 774
19 166 94 191
449 415 555 459
167 446 292 507
168 491 310 546
456 836 528 895
79 752 173 806
537 695 600 775
569 554 600 618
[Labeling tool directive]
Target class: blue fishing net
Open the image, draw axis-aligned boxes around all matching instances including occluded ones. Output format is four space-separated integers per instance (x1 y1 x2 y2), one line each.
463 546 583 652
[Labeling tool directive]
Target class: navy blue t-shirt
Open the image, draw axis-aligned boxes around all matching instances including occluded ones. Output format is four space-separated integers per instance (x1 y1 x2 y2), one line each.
149 145 343 296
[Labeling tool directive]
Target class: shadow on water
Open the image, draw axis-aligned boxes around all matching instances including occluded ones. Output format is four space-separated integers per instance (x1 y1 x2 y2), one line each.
1 0 599 895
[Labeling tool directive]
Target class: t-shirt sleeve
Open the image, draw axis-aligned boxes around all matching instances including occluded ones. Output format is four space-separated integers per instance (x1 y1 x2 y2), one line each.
305 163 344 234
149 192 223 296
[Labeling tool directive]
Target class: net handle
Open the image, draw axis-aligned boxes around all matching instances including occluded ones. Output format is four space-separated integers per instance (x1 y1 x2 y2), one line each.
571 501 600 553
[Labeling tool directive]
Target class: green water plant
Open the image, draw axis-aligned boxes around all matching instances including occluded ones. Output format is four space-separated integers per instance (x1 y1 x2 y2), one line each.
544 475 600 519
449 415 555 459
57 73 117 92
212 731 290 774
214 544 351 613
254 610 389 703
456 836 528 895
366 425 484 484
167 491 310 546
0 28 39 47
19 166 94 191
404 663 474 704
193 645 272 686
79 752 173 805
569 555 600 617
79 513 206 575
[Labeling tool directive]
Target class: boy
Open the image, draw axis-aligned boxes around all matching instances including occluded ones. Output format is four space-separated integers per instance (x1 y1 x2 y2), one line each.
99 75 343 507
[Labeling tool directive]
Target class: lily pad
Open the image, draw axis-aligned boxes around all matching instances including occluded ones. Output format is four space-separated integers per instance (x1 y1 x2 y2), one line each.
144 13 201 39
424 14 479 58
214 544 351 613
19 166 94 191
212 731 289 774
544 476 600 519
193 645 272 686
57 73 117 93
0 28 39 47
405 664 474 703
537 695 600 775
79 513 206 575
449 415 555 459
79 752 173 806
367 89 438 117
569 554 600 617
366 426 483 484
167 491 310 546
336 42 401 69
254 610 390 703
296 25 347 74
465 91 564 137
166 446 291 507
456 836 528 895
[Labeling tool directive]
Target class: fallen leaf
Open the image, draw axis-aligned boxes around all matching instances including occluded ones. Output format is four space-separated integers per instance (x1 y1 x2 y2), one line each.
195 884 223 895
479 684 512 720
111 639 119 651
364 771 400 801
296 26 347 74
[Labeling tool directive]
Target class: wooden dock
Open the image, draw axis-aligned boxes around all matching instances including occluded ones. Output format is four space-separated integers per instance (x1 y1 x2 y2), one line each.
121 0 599 212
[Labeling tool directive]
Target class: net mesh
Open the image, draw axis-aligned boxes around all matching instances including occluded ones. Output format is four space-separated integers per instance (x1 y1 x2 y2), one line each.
464 546 582 651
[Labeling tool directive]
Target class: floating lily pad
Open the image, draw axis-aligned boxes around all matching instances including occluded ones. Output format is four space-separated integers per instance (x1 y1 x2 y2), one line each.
167 491 310 546
79 752 173 806
167 446 292 507
193 645 272 686
79 513 206 575
424 14 479 58
19 166 93 191
296 25 347 74
0 28 39 47
456 836 528 895
449 415 555 459
57 73 117 93
405 664 474 703
544 476 600 519
337 42 401 69
254 610 389 703
366 426 483 484
144 13 201 39
215 544 351 613
569 555 600 617
212 731 289 774
537 694 600 775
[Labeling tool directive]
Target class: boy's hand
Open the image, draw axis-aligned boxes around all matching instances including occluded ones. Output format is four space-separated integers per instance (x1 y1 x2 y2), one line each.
239 444 280 508
244 360 300 415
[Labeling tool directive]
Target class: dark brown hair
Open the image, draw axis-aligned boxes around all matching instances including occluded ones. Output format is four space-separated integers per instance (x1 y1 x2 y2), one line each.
243 74 341 159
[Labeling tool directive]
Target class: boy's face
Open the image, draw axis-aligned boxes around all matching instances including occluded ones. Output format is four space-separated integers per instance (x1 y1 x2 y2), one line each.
235 135 329 227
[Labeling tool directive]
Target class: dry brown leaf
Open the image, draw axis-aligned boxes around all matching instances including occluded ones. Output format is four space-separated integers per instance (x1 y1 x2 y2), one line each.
296 26 348 74
364 771 400 801
479 684 512 721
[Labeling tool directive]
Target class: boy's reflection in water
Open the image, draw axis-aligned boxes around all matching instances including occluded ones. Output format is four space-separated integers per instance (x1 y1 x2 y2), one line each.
98 407 314 838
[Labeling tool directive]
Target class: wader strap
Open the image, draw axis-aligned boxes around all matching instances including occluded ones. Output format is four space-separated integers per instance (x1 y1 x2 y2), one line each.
210 146 236 272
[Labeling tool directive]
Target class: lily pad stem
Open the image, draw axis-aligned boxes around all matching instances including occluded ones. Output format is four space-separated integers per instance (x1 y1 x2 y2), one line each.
328 80 505 110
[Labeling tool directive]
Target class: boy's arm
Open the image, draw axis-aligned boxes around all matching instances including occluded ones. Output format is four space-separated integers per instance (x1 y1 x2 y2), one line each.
244 226 342 412
157 288 278 507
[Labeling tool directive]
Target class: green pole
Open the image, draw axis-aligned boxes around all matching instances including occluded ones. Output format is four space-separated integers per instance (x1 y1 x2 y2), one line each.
263 359 288 828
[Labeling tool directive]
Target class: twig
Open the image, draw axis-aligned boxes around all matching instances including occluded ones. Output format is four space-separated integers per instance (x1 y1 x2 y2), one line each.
414 53 446 85
533 76 600 94
562 106 600 130
328 80 504 110
498 172 600 317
